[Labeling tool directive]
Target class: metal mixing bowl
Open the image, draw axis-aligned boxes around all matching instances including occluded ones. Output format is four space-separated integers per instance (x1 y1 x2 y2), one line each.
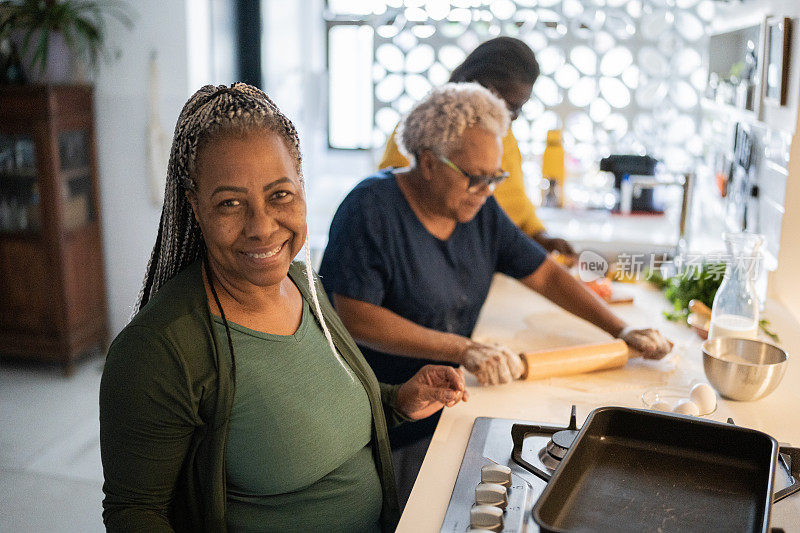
702 337 789 401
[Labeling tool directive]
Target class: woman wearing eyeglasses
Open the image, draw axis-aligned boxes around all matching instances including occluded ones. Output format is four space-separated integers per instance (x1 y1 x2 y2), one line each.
318 83 672 508
379 36 577 263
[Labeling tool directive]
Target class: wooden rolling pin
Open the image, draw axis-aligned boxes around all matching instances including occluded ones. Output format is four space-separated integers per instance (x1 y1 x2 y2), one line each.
519 339 630 380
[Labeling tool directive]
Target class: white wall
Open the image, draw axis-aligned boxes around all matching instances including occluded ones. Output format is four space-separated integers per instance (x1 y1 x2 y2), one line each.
261 0 374 258
774 101 800 323
712 0 800 320
94 0 333 335
94 1 191 335
716 0 800 322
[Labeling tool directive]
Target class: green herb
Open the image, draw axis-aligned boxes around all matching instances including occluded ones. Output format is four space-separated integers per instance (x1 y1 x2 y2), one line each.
643 267 669 290
759 319 780 343
652 262 724 323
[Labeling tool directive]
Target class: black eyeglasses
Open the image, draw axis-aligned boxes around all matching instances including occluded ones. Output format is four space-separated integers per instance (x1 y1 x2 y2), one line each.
439 156 509 193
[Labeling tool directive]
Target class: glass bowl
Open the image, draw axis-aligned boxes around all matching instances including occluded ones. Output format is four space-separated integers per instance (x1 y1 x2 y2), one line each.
641 385 717 416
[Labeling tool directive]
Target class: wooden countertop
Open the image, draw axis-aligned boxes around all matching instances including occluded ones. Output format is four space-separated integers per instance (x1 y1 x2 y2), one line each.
397 274 800 532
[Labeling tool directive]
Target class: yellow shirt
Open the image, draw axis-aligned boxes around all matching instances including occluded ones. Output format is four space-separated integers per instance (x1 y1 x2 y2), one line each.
378 128 546 236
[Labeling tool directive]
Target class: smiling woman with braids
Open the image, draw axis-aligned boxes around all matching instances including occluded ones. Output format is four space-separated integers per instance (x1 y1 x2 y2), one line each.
99 83 467 533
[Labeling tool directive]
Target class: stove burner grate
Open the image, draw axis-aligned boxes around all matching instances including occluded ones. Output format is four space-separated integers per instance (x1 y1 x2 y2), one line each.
538 426 580 470
512 405 579 481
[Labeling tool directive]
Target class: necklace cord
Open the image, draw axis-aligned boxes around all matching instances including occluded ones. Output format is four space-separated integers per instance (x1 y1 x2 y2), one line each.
204 258 237 383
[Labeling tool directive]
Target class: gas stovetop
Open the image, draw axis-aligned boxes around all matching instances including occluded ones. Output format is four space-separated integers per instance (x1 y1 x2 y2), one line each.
440 408 800 533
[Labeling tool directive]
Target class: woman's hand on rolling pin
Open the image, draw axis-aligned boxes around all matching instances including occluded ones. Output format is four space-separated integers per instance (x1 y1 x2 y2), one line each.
618 327 673 360
460 340 525 385
395 365 469 420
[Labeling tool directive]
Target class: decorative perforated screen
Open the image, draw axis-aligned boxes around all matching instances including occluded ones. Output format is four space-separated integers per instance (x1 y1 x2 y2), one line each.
328 0 712 174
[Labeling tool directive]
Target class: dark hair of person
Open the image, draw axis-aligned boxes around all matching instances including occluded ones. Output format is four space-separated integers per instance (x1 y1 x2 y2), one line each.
448 36 540 90
136 83 302 311
135 82 349 379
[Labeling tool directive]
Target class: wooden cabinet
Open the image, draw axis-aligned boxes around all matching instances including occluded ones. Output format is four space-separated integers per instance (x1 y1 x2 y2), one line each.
0 85 108 374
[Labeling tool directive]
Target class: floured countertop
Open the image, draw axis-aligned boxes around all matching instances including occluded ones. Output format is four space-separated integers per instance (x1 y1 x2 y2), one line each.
471 274 689 394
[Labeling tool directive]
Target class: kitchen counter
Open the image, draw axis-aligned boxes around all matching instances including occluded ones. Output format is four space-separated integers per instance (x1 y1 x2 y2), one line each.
536 206 682 256
534 206 734 268
397 274 800 532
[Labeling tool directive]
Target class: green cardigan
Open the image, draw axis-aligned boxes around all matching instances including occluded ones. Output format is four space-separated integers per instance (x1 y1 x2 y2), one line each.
100 260 403 532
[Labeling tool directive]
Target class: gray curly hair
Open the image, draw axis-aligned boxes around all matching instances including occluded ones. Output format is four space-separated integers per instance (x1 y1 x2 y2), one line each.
136 83 346 375
397 82 510 166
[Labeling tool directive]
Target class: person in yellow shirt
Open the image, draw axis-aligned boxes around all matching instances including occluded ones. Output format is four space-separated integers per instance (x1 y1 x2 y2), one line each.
379 36 577 264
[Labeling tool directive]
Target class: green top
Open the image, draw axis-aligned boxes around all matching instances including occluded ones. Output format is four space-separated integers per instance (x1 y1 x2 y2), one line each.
100 259 405 532
218 301 382 532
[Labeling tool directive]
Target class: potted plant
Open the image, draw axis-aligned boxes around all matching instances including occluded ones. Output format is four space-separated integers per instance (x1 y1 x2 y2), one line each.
0 0 133 84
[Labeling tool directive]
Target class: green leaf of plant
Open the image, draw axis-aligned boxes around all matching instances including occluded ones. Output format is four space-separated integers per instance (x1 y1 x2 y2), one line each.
2 0 134 76
31 24 50 73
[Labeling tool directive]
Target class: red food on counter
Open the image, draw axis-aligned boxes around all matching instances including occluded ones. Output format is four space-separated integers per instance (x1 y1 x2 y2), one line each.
584 278 613 301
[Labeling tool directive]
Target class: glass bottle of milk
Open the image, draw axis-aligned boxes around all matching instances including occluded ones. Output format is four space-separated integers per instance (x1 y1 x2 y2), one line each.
709 232 764 340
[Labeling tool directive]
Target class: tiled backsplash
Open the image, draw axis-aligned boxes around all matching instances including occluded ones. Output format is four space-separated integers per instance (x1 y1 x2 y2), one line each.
696 110 792 269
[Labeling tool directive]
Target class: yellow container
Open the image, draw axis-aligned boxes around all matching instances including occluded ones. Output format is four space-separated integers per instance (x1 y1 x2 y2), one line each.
542 129 565 207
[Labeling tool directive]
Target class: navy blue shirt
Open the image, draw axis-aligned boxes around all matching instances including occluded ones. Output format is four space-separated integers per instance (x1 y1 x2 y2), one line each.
319 170 547 445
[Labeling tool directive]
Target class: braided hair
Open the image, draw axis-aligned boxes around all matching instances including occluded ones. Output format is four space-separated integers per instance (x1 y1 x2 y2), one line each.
136 82 347 376
449 36 540 89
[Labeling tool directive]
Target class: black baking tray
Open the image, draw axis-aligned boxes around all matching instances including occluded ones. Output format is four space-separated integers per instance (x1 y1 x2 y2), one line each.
532 407 778 533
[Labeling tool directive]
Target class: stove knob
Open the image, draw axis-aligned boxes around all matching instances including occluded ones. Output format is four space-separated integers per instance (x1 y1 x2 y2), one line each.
475 482 508 509
481 463 512 488
470 504 504 532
